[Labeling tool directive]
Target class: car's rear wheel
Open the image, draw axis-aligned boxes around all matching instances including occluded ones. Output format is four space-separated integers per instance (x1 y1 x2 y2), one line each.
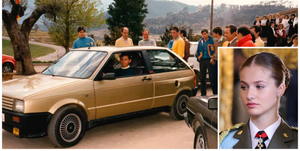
3 63 14 73
169 92 190 120
194 127 207 149
48 106 86 147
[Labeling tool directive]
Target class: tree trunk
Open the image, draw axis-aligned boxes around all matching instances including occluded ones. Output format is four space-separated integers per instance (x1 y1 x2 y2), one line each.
2 2 60 75
3 10 36 75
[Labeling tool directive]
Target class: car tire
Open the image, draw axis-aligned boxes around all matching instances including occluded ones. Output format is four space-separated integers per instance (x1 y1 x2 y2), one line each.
3 63 14 73
169 92 190 120
47 106 86 147
194 126 208 149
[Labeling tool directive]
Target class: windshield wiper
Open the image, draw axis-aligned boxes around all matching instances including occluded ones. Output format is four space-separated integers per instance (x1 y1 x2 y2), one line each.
47 60 59 77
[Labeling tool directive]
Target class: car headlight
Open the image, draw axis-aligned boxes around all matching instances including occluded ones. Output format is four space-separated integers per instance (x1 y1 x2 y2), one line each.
13 100 24 113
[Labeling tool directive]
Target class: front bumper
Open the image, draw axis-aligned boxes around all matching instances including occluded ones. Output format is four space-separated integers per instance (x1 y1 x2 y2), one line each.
184 108 193 128
2 109 52 138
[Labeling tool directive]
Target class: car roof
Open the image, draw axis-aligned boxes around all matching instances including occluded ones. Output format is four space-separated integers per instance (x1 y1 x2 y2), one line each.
71 46 169 52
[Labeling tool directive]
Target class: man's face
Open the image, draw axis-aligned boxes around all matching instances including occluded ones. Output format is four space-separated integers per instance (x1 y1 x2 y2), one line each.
293 37 298 45
237 32 243 41
122 28 129 39
250 28 258 37
143 31 149 40
78 30 86 38
271 23 275 28
202 32 208 39
180 33 184 38
120 55 131 67
170 29 178 39
213 32 218 38
224 28 236 41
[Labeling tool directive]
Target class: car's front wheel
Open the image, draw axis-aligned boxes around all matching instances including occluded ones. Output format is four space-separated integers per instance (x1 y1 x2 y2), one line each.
169 92 190 120
3 63 14 73
47 106 86 147
194 127 207 149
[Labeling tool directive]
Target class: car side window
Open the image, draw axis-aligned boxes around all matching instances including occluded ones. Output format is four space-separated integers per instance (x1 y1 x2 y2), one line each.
146 49 189 73
101 51 148 78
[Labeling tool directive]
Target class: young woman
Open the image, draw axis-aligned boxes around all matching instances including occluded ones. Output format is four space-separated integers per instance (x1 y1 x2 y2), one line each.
219 52 298 149
290 34 298 47
254 16 261 26
282 15 290 37
260 16 268 41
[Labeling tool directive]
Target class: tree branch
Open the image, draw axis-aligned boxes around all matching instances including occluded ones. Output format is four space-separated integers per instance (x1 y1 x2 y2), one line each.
20 4 60 35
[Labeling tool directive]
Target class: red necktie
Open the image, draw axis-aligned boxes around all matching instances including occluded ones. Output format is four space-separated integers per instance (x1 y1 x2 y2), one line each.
255 131 268 149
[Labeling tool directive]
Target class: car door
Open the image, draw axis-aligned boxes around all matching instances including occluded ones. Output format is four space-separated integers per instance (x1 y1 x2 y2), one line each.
93 51 154 119
145 49 194 108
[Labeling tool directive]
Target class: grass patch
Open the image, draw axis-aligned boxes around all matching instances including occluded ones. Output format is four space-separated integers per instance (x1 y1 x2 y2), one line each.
2 39 56 58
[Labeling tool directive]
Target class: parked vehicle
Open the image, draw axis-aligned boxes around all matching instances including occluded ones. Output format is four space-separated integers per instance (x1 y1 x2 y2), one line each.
2 46 198 147
184 95 218 149
2 54 16 73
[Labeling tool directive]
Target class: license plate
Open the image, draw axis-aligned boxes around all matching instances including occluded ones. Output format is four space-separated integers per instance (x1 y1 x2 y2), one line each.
2 113 4 122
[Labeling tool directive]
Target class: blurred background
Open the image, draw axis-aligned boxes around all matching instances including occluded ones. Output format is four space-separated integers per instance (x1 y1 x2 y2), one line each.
219 48 298 131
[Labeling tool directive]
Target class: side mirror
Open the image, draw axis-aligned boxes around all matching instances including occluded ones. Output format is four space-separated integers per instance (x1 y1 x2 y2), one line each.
208 98 218 110
189 63 194 68
102 73 116 80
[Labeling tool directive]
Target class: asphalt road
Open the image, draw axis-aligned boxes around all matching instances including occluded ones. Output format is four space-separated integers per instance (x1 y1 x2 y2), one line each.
2 112 195 149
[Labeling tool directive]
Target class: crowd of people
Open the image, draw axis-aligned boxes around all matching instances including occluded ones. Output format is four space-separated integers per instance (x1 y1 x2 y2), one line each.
253 13 298 46
71 12 298 96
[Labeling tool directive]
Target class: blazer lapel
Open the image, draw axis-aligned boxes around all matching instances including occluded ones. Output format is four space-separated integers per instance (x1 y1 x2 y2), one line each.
268 119 293 149
233 121 252 149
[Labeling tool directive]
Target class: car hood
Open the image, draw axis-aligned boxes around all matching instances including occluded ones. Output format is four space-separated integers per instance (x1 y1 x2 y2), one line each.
2 74 82 100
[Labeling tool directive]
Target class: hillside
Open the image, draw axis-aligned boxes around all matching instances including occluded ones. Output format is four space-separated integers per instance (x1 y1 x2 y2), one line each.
103 0 197 19
145 3 295 34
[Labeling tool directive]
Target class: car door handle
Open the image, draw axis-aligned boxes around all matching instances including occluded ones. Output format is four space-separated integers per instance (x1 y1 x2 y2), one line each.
142 77 152 81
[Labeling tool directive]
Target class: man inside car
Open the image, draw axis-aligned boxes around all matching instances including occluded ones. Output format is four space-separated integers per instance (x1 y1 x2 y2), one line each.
114 53 135 77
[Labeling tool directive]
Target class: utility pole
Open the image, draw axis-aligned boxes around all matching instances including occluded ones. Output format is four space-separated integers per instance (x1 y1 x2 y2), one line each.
210 0 214 36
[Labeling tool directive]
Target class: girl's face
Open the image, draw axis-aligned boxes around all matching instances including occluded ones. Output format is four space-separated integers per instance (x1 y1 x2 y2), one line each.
239 65 280 118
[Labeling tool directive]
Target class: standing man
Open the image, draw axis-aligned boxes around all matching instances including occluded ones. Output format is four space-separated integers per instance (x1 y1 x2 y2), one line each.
223 25 238 47
138 29 156 46
180 29 190 62
196 29 215 96
237 26 255 47
73 26 96 49
211 26 226 95
250 25 265 47
115 27 133 46
267 22 277 47
170 26 185 59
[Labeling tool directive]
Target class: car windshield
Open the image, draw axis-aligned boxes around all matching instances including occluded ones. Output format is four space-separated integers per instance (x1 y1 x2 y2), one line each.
42 51 107 78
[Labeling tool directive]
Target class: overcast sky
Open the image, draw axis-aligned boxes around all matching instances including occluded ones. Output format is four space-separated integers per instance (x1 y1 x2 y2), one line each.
170 0 298 6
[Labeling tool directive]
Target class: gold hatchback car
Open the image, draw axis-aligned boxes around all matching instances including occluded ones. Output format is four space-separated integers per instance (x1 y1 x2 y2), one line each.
2 46 197 147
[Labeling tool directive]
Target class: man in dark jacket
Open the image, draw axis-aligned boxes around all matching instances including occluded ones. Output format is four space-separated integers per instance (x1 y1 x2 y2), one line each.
196 29 215 96
267 22 277 46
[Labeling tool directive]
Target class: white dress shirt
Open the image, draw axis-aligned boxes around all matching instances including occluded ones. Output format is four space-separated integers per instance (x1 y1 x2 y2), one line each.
249 116 281 149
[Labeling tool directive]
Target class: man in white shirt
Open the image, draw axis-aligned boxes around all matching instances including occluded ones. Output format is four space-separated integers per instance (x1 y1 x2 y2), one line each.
138 29 156 46
250 25 265 47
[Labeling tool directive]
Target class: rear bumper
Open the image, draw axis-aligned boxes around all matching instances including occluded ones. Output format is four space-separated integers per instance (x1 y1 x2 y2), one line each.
2 109 52 138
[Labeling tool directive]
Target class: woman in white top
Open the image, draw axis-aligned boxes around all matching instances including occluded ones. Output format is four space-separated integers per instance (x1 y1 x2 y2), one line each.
260 15 268 41
282 15 290 37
